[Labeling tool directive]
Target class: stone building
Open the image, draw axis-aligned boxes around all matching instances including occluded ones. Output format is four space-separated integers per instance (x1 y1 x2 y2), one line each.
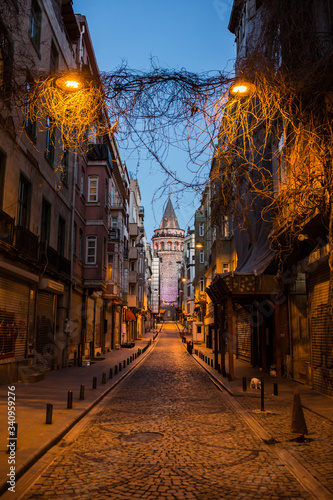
152 196 184 320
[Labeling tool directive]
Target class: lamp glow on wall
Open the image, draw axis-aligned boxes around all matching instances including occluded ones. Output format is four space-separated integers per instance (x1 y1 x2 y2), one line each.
56 73 85 92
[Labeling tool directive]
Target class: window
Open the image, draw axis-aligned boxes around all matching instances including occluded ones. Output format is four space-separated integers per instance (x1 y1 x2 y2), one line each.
45 116 55 165
168 242 171 250
187 284 191 296
17 173 31 228
88 175 98 202
29 0 42 51
199 222 204 237
61 140 69 185
130 261 135 272
57 216 66 256
103 237 106 267
86 235 97 264
161 242 164 250
222 263 230 273
107 254 113 281
80 169 85 196
0 21 13 99
40 198 51 244
199 277 205 292
74 155 79 185
25 79 36 137
221 216 230 239
78 229 83 260
199 250 204 263
50 40 58 74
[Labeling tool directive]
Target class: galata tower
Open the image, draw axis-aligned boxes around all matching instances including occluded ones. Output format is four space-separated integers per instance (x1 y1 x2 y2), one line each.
152 194 185 320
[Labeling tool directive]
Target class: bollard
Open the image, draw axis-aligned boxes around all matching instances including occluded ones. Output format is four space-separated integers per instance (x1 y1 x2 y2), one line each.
211 359 214 367
217 363 221 373
114 365 118 375
119 362 122 372
242 377 247 392
127 358 129 365
109 368 113 379
273 383 278 396
102 372 106 384
6 423 18 453
46 403 53 424
67 390 73 409
123 360 126 368
261 378 265 411
80 384 85 400
93 376 97 389
130 355 132 362
205 356 207 363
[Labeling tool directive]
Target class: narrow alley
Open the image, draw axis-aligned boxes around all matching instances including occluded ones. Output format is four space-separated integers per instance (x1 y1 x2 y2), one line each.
11 324 326 500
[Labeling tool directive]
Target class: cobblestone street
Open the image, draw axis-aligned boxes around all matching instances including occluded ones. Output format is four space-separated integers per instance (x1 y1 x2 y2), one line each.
20 325 321 499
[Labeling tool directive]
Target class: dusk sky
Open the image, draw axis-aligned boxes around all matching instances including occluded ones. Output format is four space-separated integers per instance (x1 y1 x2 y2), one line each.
73 0 236 239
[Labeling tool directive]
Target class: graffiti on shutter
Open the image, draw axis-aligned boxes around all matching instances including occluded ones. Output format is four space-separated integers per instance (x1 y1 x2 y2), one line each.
36 291 55 369
0 277 29 361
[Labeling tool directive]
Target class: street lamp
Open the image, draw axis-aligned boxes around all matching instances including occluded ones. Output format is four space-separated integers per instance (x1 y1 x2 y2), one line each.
56 73 85 92
230 81 255 97
195 242 204 249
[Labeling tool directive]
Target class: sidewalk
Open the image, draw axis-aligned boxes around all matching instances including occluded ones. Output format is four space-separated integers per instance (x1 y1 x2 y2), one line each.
187 338 333 422
0 331 158 495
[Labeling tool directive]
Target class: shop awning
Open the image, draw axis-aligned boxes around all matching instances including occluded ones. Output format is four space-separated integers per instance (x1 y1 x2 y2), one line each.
126 310 136 321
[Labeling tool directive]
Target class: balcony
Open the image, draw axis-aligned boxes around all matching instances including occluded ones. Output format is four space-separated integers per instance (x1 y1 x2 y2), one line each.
0 209 15 245
108 228 120 242
87 144 113 166
15 226 39 260
39 243 71 277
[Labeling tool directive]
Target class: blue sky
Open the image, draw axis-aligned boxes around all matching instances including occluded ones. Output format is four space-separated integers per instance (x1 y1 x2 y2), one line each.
73 0 236 239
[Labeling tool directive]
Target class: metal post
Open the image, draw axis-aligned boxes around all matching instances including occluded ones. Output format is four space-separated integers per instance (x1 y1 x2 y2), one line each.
242 377 247 392
67 391 73 409
273 382 278 396
102 372 106 384
109 368 113 379
80 385 85 400
261 378 265 411
93 376 97 389
46 403 53 424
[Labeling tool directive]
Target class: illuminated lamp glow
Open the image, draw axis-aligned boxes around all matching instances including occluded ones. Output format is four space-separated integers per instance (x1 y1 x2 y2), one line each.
56 74 84 92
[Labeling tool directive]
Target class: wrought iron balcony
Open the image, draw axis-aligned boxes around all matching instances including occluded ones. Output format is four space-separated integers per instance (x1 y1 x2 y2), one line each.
0 209 15 245
15 225 39 260
87 144 113 166
39 243 71 276
108 228 120 241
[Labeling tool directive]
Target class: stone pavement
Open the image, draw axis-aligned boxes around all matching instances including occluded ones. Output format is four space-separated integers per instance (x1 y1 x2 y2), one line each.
8 326 321 500
0 330 157 496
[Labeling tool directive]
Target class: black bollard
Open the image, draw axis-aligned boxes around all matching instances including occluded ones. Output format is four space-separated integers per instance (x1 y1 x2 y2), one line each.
217 363 221 373
46 403 53 424
119 362 122 372
102 372 106 384
80 384 85 400
127 358 129 365
242 377 247 392
67 391 73 409
273 382 278 396
6 423 18 453
261 378 265 411
211 359 214 367
109 368 113 379
93 376 97 389
114 365 118 375
123 360 126 368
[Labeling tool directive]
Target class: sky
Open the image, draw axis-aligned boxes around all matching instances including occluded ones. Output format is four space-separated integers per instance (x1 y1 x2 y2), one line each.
72 0 236 240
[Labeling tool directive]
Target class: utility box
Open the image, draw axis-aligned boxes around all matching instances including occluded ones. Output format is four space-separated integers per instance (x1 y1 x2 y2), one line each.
192 322 204 343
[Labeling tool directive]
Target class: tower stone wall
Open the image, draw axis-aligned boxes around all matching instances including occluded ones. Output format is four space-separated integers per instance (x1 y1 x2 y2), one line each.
151 198 184 320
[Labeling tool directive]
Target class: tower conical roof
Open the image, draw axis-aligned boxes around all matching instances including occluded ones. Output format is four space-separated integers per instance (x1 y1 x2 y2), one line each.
159 197 180 229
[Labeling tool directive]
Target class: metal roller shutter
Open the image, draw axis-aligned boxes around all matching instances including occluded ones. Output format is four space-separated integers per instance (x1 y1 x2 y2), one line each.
308 265 333 396
236 306 252 363
0 277 29 361
36 291 55 369
95 304 102 348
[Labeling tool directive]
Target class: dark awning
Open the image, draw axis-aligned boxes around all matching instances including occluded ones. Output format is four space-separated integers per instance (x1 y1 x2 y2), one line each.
126 310 136 321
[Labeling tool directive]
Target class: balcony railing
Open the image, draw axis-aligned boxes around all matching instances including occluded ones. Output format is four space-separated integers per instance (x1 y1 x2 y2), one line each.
15 225 39 260
87 143 113 166
39 243 71 276
108 228 120 241
0 209 15 244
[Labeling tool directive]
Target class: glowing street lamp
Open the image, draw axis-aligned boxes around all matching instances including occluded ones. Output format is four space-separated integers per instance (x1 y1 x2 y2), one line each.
195 242 204 249
56 73 85 92
230 81 255 97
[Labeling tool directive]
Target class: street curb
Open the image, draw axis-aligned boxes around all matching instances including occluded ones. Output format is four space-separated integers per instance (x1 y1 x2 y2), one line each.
0 336 158 497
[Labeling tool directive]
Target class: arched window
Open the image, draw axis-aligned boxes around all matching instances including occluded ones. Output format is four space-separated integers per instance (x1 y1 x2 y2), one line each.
167 241 171 250
161 241 164 250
